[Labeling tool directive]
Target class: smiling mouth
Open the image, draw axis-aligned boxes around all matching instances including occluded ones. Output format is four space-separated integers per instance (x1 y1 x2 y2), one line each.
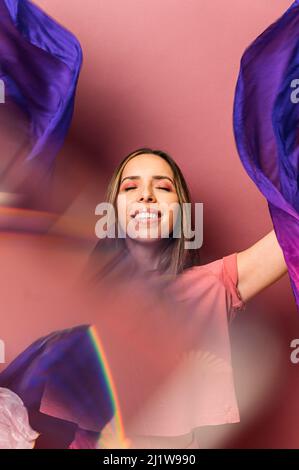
130 209 162 221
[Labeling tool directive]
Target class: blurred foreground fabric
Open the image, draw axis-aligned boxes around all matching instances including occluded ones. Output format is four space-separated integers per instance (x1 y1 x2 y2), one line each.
0 0 82 167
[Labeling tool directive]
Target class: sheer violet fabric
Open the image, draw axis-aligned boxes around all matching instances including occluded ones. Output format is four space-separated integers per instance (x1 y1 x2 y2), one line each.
233 0 299 308
0 325 114 449
0 0 82 166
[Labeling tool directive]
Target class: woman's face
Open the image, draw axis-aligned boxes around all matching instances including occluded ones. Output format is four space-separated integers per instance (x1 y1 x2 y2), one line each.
116 154 179 242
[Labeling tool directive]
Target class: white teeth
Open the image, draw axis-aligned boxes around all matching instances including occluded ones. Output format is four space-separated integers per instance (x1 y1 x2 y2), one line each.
134 212 159 220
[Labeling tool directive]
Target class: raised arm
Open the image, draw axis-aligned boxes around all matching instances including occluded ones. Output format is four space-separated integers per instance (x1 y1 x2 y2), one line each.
236 230 288 303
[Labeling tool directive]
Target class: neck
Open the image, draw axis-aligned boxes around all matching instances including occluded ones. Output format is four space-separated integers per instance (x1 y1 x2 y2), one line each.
125 238 168 274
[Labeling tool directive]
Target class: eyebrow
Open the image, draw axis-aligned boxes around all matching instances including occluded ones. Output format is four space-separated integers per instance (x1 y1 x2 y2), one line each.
120 175 175 185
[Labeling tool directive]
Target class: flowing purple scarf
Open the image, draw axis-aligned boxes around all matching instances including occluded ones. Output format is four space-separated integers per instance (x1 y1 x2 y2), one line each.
0 325 114 448
233 1 299 308
0 0 82 166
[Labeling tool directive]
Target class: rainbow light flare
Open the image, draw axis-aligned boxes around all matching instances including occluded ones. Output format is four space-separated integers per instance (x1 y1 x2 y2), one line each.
88 325 130 449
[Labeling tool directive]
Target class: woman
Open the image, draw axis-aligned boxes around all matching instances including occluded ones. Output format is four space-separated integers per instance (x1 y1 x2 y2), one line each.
0 146 288 450
93 146 287 295
0 0 293 451
91 146 288 449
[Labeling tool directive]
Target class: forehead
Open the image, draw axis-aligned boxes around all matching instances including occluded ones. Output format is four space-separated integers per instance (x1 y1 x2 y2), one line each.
121 154 174 178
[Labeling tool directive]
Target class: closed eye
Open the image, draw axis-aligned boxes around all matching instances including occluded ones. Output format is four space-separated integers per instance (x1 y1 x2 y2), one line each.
123 186 171 192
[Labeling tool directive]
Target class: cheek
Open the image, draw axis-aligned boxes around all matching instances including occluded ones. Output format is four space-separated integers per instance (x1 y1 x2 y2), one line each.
157 190 178 202
167 203 180 230
116 196 129 228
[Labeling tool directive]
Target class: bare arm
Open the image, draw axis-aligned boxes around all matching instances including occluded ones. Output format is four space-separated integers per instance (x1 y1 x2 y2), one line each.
236 230 288 303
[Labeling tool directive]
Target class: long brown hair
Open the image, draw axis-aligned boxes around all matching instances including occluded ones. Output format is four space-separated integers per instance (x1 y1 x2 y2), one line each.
92 148 200 279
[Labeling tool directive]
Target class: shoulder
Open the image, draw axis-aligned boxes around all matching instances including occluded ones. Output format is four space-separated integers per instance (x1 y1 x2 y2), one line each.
175 253 246 319
182 252 237 283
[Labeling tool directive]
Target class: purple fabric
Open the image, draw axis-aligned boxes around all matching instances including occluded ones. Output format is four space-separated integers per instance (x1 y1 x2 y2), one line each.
233 0 299 309
0 0 82 166
0 325 114 449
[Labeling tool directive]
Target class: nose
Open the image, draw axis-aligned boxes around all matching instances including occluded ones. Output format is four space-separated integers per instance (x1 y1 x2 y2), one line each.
138 183 156 203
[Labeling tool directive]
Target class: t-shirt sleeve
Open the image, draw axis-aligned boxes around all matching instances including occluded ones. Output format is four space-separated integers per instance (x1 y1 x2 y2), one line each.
221 252 246 321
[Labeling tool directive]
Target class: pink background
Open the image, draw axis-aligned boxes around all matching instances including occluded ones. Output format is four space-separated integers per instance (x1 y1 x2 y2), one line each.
2 0 299 447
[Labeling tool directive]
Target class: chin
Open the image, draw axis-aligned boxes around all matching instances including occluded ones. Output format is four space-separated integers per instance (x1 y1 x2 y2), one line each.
128 235 162 244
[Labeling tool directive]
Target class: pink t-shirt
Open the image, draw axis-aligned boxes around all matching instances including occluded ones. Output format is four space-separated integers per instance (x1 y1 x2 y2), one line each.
0 231 245 445
125 252 246 437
